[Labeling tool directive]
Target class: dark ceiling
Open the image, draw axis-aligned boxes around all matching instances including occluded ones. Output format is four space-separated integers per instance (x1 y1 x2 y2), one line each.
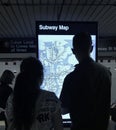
0 0 116 38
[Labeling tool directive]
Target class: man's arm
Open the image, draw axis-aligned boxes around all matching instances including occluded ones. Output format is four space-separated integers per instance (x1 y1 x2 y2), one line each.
60 75 71 115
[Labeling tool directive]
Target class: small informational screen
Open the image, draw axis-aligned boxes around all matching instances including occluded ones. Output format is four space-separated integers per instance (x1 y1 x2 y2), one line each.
36 21 98 122
0 38 37 59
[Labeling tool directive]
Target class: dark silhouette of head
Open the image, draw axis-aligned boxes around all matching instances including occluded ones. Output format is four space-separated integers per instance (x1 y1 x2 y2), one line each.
0 70 15 85
20 57 44 86
13 57 44 130
72 32 93 62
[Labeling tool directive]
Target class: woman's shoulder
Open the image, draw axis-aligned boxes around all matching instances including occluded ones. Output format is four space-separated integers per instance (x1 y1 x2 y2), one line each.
39 89 59 103
40 89 55 95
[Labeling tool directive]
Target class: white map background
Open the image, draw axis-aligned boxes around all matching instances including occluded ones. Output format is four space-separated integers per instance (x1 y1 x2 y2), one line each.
38 35 96 96
38 35 96 119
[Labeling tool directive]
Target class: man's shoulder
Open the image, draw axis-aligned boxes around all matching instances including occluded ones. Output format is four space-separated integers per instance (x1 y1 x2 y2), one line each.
64 71 75 81
66 65 79 77
93 62 110 72
91 62 111 78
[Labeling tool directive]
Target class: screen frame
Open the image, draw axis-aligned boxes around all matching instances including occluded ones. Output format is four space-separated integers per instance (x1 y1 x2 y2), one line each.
36 21 98 125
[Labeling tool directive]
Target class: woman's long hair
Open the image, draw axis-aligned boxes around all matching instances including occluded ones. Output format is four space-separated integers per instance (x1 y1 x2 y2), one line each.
13 57 43 130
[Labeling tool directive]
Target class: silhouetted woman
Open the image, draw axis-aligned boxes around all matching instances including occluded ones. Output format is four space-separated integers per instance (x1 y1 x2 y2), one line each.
5 57 63 130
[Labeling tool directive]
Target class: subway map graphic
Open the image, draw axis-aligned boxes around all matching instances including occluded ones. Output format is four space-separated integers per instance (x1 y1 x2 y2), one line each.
38 35 96 98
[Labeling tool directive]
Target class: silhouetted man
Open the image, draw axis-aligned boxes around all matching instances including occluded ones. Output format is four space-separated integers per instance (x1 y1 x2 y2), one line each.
60 32 111 130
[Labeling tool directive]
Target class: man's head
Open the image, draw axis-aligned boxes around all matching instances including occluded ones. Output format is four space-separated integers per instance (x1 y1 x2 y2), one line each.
72 32 93 62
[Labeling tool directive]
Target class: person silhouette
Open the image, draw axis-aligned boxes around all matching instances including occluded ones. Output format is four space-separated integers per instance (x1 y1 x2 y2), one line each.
60 32 111 130
0 69 15 130
5 57 63 130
